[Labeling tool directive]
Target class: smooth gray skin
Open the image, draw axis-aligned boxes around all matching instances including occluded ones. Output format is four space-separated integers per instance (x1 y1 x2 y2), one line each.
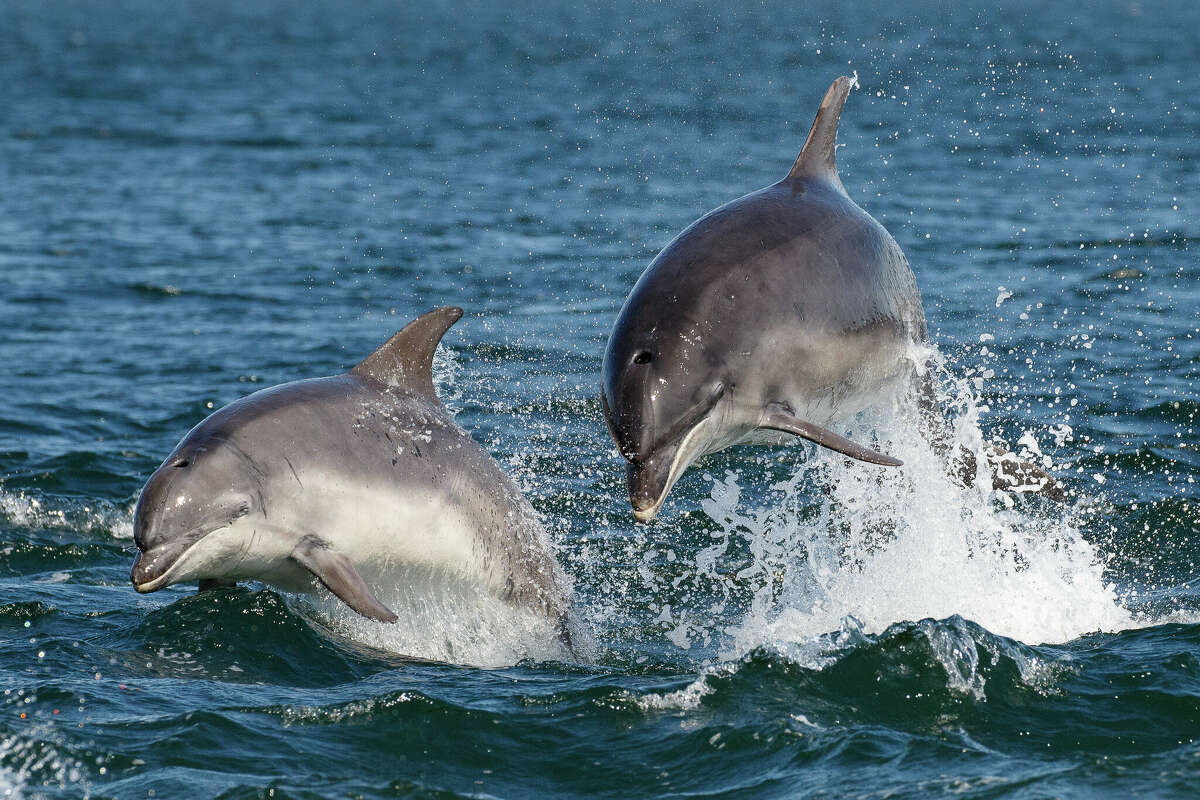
602 77 926 521
132 308 569 626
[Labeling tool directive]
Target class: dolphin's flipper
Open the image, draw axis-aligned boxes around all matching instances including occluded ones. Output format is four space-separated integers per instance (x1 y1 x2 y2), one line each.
916 371 1066 501
352 306 463 397
985 447 1067 500
761 411 903 467
290 535 399 623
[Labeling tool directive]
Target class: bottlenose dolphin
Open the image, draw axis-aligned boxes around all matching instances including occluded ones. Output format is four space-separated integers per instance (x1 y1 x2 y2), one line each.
602 76 920 521
132 307 570 629
603 76 1063 521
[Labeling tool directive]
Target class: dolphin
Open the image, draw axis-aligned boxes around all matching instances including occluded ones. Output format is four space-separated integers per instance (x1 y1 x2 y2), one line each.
601 76 927 522
131 307 570 630
602 76 1065 521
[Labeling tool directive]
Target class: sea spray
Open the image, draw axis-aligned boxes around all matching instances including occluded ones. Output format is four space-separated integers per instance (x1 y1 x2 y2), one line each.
0 490 132 541
317 577 574 668
646 349 1140 658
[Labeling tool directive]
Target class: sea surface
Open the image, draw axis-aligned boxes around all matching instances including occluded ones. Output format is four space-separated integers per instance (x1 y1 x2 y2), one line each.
1 1 1197 797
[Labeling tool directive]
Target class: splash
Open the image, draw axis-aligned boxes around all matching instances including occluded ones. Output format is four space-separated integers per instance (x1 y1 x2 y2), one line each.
312 570 574 668
431 343 464 414
667 350 1139 654
0 490 132 540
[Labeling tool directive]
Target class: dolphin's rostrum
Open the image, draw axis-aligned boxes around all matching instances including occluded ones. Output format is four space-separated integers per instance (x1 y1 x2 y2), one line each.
602 76 923 521
132 308 570 630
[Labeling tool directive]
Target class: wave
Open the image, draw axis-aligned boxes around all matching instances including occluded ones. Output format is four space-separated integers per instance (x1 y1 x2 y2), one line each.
623 617 1200 763
629 616 1066 717
0 490 132 540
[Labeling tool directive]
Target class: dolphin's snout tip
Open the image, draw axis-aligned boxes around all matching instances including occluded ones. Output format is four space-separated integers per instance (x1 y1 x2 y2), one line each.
631 504 659 523
629 490 666 522
130 550 167 593
130 559 152 592
626 457 673 523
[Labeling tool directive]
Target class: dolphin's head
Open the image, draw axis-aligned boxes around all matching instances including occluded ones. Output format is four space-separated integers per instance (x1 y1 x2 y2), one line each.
131 428 263 593
601 302 730 522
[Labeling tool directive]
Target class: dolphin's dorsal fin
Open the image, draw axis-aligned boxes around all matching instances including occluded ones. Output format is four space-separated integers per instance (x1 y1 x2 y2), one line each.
786 75 856 188
351 306 463 396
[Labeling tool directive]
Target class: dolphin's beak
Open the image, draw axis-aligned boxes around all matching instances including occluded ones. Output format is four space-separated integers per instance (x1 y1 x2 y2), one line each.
130 532 209 593
628 460 672 522
131 545 177 592
625 418 711 522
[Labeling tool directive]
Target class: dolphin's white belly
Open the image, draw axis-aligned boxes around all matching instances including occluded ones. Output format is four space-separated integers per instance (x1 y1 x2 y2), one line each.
778 326 914 425
707 329 914 455
316 483 487 577
181 482 501 599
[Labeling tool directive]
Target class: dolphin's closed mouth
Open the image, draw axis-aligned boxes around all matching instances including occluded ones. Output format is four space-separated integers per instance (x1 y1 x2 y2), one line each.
623 383 725 521
643 382 725 462
130 528 223 593
627 418 711 522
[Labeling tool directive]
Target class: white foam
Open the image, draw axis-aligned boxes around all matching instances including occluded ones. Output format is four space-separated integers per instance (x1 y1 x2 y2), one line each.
628 667 721 711
0 489 132 540
659 352 1144 655
311 569 573 668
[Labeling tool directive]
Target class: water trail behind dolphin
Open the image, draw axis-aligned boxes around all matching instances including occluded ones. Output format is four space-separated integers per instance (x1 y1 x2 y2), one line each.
666 345 1146 655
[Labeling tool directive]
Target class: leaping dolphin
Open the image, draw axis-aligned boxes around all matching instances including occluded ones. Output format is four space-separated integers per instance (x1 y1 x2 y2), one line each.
132 307 570 631
602 76 924 522
602 76 1063 521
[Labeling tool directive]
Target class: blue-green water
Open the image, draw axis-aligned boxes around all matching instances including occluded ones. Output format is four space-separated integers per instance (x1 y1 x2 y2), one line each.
2 1 1198 797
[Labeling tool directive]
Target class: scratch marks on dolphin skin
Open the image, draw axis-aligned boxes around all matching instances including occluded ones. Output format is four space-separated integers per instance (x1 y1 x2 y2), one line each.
284 456 303 489
225 438 271 519
240 527 259 569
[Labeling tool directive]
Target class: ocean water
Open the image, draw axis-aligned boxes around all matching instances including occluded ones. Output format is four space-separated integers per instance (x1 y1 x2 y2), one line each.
1 1 1198 797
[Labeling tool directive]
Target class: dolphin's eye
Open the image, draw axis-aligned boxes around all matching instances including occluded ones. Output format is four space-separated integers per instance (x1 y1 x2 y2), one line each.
170 456 191 468
633 351 653 365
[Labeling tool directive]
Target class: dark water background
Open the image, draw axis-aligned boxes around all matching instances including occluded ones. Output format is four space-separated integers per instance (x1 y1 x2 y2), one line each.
1 1 1198 797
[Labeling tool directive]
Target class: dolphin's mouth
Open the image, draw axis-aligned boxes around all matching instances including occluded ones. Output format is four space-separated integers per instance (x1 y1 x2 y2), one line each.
626 418 712 522
628 461 670 523
618 383 726 522
130 527 224 593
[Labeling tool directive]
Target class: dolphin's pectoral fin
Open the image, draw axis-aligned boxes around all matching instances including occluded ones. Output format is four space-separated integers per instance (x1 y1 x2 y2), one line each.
760 411 903 467
289 535 399 623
